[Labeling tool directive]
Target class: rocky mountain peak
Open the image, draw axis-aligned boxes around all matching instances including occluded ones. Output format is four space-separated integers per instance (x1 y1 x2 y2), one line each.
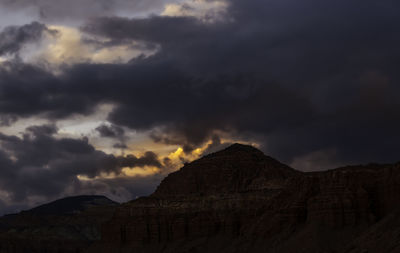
218 143 264 154
153 143 297 196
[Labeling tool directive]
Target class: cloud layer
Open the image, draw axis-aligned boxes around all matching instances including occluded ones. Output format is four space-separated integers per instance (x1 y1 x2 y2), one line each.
0 0 399 212
0 124 163 213
0 0 170 22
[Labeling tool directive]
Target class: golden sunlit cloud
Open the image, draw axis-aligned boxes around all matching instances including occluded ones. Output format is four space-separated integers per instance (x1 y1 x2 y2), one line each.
77 166 160 181
162 0 229 22
122 166 161 177
168 147 184 160
25 25 156 66
71 130 259 184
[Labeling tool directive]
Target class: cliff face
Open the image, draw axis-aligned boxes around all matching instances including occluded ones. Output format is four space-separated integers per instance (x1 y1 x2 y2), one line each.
88 144 400 253
98 144 299 247
1 144 399 253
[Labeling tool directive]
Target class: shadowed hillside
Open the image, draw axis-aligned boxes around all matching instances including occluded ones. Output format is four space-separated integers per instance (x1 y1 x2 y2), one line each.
0 195 118 253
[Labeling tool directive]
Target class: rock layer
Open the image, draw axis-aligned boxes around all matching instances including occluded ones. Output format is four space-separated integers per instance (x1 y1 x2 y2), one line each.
89 144 400 253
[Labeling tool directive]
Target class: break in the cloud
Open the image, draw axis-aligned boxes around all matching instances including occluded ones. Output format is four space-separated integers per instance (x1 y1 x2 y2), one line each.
162 0 229 22
0 0 400 212
0 124 163 210
37 25 156 65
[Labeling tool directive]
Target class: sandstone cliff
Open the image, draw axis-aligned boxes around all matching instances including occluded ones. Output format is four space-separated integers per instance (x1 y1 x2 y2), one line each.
88 144 400 253
1 144 399 253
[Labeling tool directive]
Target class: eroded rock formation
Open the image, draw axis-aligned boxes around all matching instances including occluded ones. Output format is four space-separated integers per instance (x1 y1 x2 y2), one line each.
89 144 400 253
1 144 399 253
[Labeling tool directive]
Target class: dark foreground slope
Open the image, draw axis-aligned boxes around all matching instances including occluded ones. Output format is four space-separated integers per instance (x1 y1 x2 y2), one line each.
1 144 400 253
87 144 400 253
0 196 117 253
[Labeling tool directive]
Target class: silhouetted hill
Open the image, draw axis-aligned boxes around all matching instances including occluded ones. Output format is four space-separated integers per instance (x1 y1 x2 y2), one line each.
153 143 298 196
25 195 118 215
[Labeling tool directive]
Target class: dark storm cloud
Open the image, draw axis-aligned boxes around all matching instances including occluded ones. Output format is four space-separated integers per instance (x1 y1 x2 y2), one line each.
118 152 161 168
80 0 400 165
96 124 125 138
1 0 400 171
0 125 162 205
0 22 56 56
201 135 233 156
0 62 97 118
26 124 58 136
113 143 128 149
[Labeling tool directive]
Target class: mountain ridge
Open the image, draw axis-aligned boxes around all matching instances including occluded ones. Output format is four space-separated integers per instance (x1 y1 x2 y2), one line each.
92 144 400 253
24 195 118 216
0 143 399 253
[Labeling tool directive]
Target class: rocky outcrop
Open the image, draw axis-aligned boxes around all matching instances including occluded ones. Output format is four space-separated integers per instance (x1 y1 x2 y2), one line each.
88 144 400 253
153 144 298 196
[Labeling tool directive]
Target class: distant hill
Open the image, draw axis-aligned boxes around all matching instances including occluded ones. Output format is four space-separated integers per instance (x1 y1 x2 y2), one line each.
25 195 118 215
0 195 118 253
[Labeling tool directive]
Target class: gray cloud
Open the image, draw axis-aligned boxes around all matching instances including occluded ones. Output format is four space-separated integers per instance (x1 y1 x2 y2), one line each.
113 143 128 149
0 124 163 212
0 22 56 56
96 124 125 138
0 0 171 23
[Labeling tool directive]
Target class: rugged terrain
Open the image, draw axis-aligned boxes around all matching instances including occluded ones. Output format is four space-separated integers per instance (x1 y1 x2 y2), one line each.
1 144 400 253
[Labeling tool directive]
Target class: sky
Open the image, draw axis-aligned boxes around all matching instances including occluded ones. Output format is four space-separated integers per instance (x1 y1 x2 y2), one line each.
0 0 399 214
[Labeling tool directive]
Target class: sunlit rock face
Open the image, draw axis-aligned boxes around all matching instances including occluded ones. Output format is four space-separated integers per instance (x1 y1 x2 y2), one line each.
1 144 400 253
